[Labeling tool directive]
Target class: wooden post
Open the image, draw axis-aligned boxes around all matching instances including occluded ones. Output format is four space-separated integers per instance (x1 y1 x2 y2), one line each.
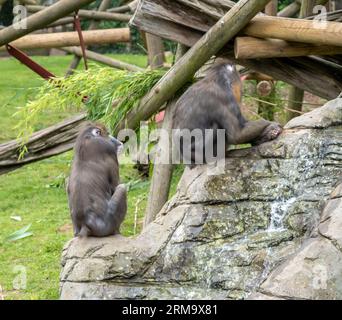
65 0 112 76
0 0 96 47
144 44 188 228
265 0 278 15
287 0 316 122
146 33 165 69
258 0 277 121
114 0 273 135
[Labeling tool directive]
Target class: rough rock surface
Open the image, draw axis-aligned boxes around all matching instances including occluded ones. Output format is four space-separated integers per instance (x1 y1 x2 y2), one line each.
60 99 342 300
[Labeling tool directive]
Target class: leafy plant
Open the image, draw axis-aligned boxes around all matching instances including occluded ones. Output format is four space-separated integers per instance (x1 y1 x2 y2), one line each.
14 66 165 158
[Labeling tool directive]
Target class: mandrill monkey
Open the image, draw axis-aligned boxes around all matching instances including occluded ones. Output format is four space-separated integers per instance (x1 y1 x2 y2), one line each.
173 63 282 166
68 123 127 237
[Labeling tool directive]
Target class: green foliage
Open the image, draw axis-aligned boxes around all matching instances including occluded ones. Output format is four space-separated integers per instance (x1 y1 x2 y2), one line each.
0 54 185 300
15 66 165 157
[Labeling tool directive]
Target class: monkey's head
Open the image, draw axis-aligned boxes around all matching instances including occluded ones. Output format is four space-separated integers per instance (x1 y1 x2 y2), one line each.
210 63 243 104
74 123 123 161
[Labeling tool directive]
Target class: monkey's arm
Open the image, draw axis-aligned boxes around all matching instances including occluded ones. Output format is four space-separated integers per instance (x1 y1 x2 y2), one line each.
230 119 269 145
231 120 282 145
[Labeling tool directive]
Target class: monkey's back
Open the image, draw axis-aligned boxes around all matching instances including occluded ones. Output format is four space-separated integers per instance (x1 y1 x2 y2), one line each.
68 159 119 233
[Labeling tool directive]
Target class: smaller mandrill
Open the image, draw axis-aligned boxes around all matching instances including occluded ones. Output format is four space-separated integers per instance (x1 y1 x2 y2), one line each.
68 123 127 237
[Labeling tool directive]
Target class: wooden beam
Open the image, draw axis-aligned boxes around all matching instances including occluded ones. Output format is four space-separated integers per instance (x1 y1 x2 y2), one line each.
26 5 131 22
0 28 130 51
61 46 144 72
0 0 96 47
234 36 342 59
146 33 165 69
243 15 342 47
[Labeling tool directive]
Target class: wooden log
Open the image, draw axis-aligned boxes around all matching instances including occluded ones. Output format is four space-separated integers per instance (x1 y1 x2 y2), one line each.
0 0 96 47
144 44 188 228
225 52 342 101
0 28 130 51
234 36 342 59
108 0 138 13
277 0 329 17
47 17 75 28
130 0 342 100
277 0 301 17
131 0 339 47
0 114 86 175
66 0 113 77
286 0 314 122
114 0 273 135
243 16 342 47
265 0 278 16
61 46 144 72
146 33 165 69
286 85 305 122
26 5 132 22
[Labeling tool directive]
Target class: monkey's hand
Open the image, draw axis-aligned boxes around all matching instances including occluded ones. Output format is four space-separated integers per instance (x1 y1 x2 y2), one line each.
252 122 283 145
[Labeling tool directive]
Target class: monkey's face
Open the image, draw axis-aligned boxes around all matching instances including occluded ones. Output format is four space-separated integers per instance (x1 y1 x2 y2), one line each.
76 123 123 158
224 64 242 104
90 126 123 153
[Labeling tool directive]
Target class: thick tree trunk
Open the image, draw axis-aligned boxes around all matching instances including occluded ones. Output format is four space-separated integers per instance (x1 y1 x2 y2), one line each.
0 0 96 47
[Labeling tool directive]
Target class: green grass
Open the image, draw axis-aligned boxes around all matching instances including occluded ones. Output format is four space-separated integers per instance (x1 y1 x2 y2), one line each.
0 53 182 300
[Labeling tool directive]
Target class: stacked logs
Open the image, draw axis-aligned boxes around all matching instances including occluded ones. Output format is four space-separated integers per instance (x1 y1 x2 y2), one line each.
130 0 342 100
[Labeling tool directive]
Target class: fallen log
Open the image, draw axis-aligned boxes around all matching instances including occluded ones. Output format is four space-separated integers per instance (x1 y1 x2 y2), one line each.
114 0 273 134
0 28 130 51
235 37 342 59
26 5 131 22
0 0 96 47
61 46 144 72
0 114 86 175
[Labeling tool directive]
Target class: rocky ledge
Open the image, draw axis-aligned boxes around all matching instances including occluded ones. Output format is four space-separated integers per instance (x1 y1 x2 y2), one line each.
60 98 342 300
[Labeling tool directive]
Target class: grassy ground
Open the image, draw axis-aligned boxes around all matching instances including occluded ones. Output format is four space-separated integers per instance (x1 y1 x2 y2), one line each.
0 54 183 300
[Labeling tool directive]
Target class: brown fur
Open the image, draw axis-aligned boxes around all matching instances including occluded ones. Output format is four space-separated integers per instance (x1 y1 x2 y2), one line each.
172 63 282 165
67 123 127 237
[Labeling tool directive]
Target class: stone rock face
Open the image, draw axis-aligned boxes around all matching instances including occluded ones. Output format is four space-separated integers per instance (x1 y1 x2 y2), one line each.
60 99 342 300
